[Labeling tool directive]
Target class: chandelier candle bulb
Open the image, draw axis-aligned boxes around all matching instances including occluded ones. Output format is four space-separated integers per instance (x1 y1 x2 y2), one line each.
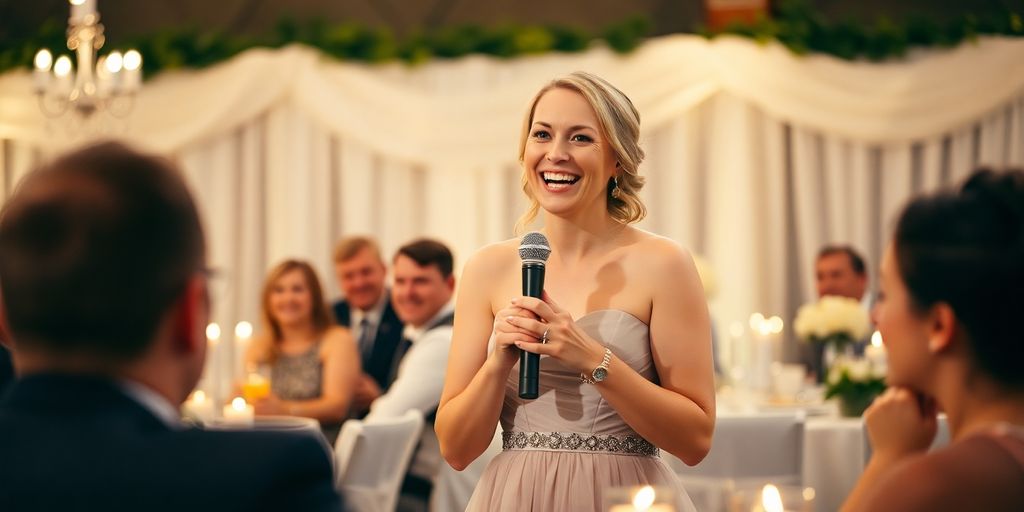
33 50 52 91
69 0 96 24
122 50 142 90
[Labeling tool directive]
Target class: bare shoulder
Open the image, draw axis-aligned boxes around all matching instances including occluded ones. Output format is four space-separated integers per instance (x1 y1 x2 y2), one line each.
865 437 1024 511
463 238 520 274
321 326 354 353
626 228 693 271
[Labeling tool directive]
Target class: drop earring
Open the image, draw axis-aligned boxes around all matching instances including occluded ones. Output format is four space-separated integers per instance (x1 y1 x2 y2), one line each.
611 176 622 199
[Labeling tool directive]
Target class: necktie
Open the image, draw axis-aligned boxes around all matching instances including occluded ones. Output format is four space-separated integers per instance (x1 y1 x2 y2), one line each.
358 318 373 366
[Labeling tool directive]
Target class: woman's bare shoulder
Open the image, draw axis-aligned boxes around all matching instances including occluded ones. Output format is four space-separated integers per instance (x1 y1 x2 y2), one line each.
321 326 354 351
625 228 693 269
463 238 520 274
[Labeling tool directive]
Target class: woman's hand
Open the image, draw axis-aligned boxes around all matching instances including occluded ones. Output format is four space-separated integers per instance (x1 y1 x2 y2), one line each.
864 387 938 462
252 393 286 416
489 302 539 373
505 291 606 374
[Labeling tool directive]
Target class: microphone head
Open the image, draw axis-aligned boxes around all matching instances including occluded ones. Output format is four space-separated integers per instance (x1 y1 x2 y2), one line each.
519 232 551 264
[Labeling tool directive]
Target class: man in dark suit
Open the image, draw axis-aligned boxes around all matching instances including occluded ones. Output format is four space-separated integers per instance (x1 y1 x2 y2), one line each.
804 244 872 381
331 236 404 417
0 142 342 511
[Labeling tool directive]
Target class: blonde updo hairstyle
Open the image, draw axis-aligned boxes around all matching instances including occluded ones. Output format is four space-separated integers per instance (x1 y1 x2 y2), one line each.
515 71 646 233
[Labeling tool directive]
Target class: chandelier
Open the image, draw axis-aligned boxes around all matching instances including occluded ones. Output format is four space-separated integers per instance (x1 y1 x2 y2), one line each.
32 0 142 119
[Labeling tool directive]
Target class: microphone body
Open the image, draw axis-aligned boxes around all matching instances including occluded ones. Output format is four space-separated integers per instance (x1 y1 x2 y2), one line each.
517 231 551 400
518 262 545 399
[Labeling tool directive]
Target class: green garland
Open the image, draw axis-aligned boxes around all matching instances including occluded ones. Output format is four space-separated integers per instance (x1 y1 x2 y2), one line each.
706 0 1024 61
3 1 1023 79
0 16 650 78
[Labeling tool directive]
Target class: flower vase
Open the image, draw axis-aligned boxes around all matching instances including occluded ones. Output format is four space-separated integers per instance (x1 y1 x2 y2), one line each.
839 392 877 417
824 340 856 373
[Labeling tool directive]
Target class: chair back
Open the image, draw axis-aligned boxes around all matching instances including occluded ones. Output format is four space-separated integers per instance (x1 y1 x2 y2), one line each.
334 410 424 512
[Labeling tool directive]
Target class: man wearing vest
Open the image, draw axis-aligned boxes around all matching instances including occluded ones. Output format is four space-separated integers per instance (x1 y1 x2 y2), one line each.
365 239 455 512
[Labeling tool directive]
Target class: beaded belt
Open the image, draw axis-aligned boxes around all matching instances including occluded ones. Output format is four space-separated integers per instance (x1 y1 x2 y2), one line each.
502 431 659 457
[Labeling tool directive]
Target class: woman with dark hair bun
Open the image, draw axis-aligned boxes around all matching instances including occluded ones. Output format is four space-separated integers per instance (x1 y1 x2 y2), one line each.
841 169 1024 511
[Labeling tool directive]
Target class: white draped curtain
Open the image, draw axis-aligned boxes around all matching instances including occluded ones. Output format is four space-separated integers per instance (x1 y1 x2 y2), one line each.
1 34 1023 370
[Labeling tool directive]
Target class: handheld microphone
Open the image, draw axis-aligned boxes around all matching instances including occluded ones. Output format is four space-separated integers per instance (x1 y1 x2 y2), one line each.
518 232 551 400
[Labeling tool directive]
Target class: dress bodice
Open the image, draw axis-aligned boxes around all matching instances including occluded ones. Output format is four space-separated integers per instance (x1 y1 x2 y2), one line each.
492 309 655 437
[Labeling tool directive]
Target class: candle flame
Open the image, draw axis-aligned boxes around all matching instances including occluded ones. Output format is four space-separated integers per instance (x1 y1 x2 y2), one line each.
206 323 221 341
749 313 765 331
235 321 253 339
761 484 784 512
192 390 206 403
631 486 656 511
871 330 883 347
231 397 247 411
34 49 53 71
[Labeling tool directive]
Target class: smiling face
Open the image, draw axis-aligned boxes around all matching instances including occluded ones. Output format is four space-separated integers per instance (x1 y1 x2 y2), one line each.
391 254 454 328
522 87 618 219
335 247 387 312
268 269 315 328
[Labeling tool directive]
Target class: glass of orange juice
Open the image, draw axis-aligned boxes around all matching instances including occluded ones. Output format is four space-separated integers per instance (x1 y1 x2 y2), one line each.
242 371 271 402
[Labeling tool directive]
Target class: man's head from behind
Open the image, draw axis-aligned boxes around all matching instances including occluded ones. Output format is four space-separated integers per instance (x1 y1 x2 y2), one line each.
815 245 868 300
391 239 454 328
0 142 207 397
334 236 387 312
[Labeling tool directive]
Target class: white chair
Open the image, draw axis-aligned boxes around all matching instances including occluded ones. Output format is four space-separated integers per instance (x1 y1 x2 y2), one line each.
334 410 425 512
666 412 805 512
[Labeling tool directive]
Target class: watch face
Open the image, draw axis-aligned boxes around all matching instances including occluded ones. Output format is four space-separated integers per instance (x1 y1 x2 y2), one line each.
592 367 608 382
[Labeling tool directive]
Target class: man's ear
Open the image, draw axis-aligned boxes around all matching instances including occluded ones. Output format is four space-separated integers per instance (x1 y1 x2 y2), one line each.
927 302 957 354
171 275 207 356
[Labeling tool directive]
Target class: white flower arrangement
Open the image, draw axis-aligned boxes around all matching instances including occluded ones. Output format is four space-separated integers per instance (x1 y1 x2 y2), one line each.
825 355 887 416
793 295 870 345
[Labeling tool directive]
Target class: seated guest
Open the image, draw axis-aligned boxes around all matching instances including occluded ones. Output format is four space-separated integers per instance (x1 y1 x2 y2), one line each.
805 244 872 381
841 169 1024 511
0 142 342 511
331 236 404 417
246 259 360 443
366 239 455 512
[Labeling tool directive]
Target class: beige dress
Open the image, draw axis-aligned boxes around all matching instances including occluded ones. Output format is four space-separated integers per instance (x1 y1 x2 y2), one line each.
467 309 696 512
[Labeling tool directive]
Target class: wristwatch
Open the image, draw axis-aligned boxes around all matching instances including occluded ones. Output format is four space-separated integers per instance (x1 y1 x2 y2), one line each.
581 348 613 384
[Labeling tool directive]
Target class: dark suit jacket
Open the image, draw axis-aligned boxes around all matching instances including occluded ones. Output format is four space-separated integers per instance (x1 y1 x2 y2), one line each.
0 345 12 396
0 374 343 512
332 295 404 393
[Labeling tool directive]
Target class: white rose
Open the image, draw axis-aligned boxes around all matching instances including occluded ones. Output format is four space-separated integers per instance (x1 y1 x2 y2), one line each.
847 359 871 382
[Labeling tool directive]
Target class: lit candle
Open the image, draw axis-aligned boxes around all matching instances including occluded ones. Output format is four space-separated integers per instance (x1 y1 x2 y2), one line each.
205 322 221 404
69 0 96 24
221 397 254 426
234 321 253 383
608 486 676 512
181 390 216 424
866 330 887 374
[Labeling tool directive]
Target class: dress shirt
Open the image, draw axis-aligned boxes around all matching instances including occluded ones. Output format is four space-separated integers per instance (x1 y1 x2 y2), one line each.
117 379 183 429
367 302 454 481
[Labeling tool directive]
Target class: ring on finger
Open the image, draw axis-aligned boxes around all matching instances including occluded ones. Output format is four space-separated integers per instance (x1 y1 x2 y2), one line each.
539 328 550 344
